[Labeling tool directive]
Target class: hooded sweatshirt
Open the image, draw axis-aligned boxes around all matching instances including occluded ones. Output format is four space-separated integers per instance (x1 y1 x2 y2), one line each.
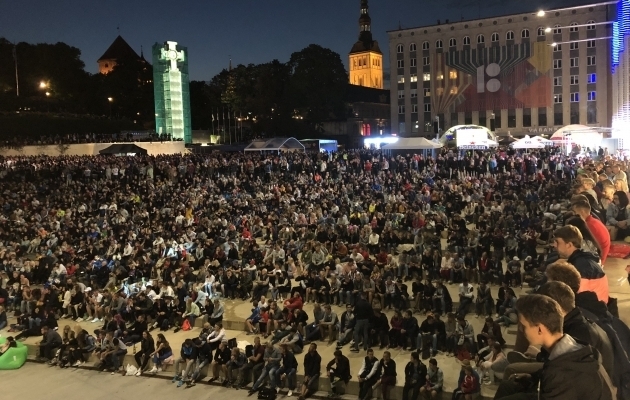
539 334 614 400
567 249 608 303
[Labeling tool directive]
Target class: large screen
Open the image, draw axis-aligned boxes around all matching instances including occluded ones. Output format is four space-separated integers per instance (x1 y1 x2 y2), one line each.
456 129 492 149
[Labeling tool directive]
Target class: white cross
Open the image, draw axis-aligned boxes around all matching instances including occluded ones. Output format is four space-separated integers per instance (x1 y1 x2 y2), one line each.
160 41 185 71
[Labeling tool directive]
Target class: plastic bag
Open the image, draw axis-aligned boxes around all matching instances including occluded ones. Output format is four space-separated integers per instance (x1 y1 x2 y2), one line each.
125 364 138 376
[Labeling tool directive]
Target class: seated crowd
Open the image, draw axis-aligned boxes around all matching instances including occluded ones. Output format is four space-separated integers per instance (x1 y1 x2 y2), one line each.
0 147 628 400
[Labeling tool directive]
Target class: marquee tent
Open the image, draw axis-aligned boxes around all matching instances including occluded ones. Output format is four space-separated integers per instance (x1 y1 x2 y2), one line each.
511 135 547 149
381 137 443 150
244 137 305 152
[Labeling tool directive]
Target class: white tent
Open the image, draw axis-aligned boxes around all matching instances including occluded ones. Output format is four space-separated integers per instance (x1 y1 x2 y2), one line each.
381 137 443 150
532 136 554 145
511 135 547 149
550 124 602 143
244 137 305 152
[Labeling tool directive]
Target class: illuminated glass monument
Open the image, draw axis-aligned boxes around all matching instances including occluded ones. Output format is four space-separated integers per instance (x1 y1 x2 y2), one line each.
152 41 192 143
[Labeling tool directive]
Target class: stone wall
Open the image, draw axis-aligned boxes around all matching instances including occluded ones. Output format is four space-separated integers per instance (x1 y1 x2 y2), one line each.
0 142 187 156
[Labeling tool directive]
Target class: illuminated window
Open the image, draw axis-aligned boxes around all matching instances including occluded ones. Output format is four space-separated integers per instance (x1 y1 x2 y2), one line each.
570 92 579 102
553 24 561 34
437 73 444 80
436 40 443 49
450 87 458 94
586 20 596 30
588 91 596 101
521 29 530 38
410 43 417 52
449 38 457 47
449 70 458 79
587 56 596 66
587 73 596 83
463 36 471 45
569 22 578 32
477 34 485 44
397 75 405 83
554 94 563 103
410 73 418 82
397 44 404 53
491 33 499 42
423 73 431 81
424 88 431 96
506 31 514 40
422 41 429 50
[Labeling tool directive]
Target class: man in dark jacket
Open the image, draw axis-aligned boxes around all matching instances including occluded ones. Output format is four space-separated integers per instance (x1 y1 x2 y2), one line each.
401 310 419 351
402 351 426 400
298 343 321 400
351 292 373 352
326 350 351 397
38 325 62 361
370 308 390 349
173 338 198 386
495 294 615 400
275 343 298 395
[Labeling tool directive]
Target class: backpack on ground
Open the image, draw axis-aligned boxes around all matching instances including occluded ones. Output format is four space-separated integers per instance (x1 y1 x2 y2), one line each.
257 387 277 400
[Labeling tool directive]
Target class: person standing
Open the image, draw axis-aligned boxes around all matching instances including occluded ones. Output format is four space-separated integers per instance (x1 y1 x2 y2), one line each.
351 292 373 352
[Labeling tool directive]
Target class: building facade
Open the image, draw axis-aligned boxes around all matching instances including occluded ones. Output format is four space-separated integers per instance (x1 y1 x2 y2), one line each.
349 0 384 89
612 0 630 147
388 2 615 137
152 41 192 144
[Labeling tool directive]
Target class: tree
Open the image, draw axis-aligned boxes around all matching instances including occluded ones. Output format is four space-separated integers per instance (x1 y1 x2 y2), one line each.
287 44 348 125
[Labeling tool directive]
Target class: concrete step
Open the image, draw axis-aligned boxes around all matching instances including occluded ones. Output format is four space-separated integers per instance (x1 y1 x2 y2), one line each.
24 352 495 399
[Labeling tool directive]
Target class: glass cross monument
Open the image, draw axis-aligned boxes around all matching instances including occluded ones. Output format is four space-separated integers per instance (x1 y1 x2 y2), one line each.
152 41 192 143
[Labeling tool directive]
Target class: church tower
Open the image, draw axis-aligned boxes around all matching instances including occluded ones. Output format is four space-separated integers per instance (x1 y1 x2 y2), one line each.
349 0 383 89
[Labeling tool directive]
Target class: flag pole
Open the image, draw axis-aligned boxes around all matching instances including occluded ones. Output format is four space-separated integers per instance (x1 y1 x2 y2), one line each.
13 43 19 97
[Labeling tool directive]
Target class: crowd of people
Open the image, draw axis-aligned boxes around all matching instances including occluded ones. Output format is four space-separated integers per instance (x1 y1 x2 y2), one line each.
0 132 178 148
0 145 628 400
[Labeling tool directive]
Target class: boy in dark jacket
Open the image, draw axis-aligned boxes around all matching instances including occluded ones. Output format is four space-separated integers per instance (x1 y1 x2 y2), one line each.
495 294 615 400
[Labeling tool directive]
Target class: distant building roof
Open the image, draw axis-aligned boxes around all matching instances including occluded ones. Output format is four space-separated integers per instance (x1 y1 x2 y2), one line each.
346 84 389 104
98 35 141 62
350 39 382 55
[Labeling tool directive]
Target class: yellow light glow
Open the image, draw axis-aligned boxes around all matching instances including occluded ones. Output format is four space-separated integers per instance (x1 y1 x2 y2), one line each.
537 10 545 17
39 81 48 89
108 97 113 102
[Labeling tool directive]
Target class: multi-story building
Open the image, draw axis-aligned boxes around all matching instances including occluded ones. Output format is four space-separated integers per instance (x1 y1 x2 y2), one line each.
388 2 616 137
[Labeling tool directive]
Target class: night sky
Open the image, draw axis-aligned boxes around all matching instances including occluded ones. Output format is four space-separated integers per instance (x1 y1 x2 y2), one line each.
2 0 591 81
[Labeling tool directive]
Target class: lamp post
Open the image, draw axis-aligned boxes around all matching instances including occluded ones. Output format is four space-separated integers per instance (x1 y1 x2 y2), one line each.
107 97 113 117
434 115 440 140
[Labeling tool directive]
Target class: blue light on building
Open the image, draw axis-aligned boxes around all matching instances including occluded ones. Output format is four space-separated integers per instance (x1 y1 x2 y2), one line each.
613 0 630 72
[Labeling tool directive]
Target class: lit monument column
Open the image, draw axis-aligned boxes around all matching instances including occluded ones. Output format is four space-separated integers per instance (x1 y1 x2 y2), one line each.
152 41 192 143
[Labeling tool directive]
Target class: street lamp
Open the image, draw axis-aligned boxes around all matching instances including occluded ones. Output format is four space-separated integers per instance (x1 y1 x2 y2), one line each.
45 92 50 97
107 97 113 117
537 10 546 17
39 81 48 89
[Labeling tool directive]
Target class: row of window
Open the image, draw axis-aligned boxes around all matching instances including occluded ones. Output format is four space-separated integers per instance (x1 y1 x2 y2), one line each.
397 90 596 111
553 73 597 86
397 21 596 52
552 56 596 68
398 72 458 83
553 92 597 103
397 44 595 69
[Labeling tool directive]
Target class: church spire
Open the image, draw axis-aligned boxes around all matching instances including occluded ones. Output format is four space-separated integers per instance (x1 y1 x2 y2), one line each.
358 0 373 43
